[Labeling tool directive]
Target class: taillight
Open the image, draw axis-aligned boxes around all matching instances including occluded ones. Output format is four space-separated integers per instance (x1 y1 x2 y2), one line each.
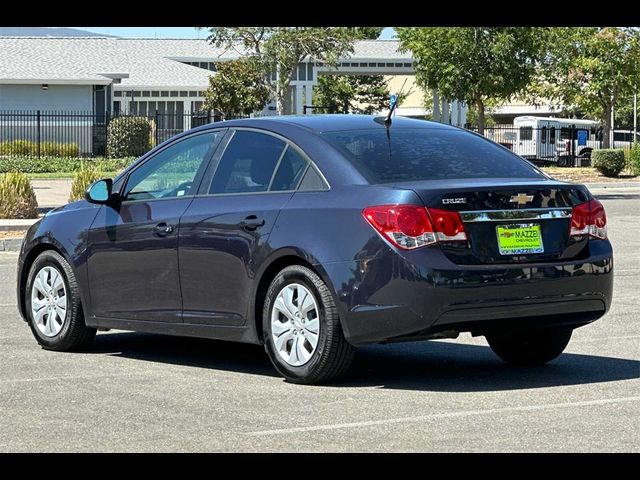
570 199 607 240
426 208 468 242
362 205 467 250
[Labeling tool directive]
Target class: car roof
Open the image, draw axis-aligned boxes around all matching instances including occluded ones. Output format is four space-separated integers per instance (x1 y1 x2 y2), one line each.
196 114 458 133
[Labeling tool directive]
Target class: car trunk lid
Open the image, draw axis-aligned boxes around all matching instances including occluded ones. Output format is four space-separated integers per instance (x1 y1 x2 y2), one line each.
394 179 592 265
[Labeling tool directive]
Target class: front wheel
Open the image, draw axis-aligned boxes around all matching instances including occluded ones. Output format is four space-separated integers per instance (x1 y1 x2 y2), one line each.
263 265 355 384
486 327 572 366
26 250 96 351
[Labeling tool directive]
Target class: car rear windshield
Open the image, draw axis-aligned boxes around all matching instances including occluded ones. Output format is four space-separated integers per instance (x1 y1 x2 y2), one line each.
322 128 544 183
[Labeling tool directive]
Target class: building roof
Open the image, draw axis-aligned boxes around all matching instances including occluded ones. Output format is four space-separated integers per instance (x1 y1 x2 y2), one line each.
350 40 412 61
0 37 409 90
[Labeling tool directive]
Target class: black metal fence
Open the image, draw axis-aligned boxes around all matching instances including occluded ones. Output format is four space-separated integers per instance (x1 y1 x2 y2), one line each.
0 110 246 159
466 124 638 167
1 110 637 166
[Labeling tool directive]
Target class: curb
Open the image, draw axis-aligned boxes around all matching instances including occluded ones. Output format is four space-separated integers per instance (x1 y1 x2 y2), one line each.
0 218 39 232
0 238 23 252
584 182 640 189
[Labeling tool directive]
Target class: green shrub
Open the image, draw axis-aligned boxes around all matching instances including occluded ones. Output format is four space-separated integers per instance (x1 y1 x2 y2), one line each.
107 116 152 158
40 141 80 158
0 140 79 157
627 144 640 176
69 168 104 203
0 157 135 174
592 149 626 177
0 172 39 219
0 140 36 156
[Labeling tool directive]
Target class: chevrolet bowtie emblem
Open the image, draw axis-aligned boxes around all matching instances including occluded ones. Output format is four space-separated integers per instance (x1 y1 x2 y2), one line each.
509 193 534 205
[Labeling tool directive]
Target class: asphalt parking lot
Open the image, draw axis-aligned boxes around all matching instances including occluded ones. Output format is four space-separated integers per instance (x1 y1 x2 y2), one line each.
1 191 638 452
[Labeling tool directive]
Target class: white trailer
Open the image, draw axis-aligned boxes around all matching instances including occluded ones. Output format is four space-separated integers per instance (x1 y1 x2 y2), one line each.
513 116 600 164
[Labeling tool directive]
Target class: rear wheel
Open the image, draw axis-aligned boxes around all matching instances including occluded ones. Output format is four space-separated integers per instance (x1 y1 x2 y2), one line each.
263 265 355 384
26 250 96 351
486 327 572 366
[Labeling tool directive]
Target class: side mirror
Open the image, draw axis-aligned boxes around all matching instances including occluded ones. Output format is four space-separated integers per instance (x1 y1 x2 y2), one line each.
85 179 113 204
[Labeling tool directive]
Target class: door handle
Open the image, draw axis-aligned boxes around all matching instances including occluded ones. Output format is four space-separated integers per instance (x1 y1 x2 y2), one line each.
239 215 265 231
153 222 175 237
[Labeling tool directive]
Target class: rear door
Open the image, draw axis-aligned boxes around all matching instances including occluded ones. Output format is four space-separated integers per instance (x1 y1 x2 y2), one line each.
178 129 310 326
515 121 536 158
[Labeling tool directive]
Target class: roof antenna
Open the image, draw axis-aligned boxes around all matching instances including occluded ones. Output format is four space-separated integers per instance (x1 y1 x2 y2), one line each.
375 78 408 128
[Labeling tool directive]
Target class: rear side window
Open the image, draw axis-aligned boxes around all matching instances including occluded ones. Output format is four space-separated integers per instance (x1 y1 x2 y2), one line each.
270 146 308 191
298 166 328 191
210 130 285 194
322 128 544 183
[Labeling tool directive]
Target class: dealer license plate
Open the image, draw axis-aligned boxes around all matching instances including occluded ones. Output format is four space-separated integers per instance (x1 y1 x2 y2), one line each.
496 223 544 255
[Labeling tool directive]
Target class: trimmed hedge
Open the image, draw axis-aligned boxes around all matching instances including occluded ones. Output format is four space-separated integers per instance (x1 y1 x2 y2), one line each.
0 157 135 174
0 172 38 219
107 116 153 158
626 144 640 176
592 149 626 177
0 140 79 157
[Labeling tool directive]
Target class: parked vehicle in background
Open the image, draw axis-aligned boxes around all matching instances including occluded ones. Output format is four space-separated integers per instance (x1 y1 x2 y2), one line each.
613 130 640 149
513 116 601 165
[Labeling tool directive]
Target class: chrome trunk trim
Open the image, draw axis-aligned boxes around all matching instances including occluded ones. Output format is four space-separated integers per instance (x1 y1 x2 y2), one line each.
459 208 572 222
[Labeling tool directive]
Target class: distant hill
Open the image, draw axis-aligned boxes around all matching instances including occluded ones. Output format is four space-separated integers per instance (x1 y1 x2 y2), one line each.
0 27 116 37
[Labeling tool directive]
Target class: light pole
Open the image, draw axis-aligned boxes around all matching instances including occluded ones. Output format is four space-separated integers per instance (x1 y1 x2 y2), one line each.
634 93 637 144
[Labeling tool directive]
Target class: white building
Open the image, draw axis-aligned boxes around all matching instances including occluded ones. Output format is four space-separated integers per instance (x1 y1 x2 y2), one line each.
0 37 449 119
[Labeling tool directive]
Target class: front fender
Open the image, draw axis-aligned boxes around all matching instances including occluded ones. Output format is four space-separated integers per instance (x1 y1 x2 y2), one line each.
17 201 101 322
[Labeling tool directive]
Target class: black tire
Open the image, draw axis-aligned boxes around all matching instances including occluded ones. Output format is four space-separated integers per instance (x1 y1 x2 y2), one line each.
263 265 355 384
486 327 573 366
25 250 96 351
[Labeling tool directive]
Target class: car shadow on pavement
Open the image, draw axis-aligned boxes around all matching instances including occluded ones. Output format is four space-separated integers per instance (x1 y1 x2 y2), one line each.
89 331 639 391
91 331 279 378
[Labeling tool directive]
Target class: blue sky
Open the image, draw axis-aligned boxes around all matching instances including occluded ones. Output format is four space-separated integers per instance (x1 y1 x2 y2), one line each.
76 27 396 39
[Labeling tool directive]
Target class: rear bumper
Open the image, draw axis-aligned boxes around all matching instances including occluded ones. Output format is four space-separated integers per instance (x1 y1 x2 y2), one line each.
321 242 613 345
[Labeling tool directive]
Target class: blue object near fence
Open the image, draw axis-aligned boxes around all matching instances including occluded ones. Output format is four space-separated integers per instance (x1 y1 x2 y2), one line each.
577 129 588 146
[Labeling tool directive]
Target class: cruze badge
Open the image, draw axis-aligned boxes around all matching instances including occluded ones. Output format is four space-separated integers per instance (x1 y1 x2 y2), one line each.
442 198 467 205
509 193 534 205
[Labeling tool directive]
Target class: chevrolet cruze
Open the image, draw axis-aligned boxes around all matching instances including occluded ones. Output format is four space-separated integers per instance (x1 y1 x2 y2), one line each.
16 115 614 384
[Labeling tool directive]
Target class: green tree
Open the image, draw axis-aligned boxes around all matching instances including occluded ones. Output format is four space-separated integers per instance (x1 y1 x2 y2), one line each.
396 27 544 134
313 27 391 114
199 27 357 115
535 27 640 147
614 95 637 130
313 75 390 114
202 58 270 119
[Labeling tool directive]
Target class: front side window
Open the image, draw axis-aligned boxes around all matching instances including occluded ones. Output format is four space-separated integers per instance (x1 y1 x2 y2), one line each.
124 132 219 201
209 131 286 194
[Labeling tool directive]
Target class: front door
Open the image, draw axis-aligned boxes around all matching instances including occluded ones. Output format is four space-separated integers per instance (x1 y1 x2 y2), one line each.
86 131 223 322
179 129 310 326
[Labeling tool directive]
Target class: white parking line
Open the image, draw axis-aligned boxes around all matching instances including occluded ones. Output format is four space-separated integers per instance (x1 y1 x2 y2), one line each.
246 396 640 436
